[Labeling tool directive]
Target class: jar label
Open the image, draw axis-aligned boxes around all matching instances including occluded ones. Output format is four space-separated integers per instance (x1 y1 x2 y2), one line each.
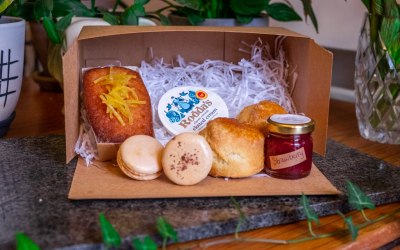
269 147 306 170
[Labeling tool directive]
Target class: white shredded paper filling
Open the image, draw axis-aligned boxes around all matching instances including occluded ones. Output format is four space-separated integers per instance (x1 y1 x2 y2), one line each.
75 37 297 165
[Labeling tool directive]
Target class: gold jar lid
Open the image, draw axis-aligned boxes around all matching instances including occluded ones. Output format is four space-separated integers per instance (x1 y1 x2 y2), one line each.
267 114 315 135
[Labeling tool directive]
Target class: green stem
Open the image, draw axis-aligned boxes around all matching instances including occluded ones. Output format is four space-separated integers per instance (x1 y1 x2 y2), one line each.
200 236 288 248
184 208 400 249
91 0 96 12
162 237 167 250
153 6 174 14
234 221 241 239
361 209 371 222
307 221 316 237
358 208 400 229
287 231 346 244
112 0 121 14
238 237 288 244
159 0 179 9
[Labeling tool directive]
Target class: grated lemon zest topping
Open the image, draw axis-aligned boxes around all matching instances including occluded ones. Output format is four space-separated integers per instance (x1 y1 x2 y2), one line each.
94 67 145 126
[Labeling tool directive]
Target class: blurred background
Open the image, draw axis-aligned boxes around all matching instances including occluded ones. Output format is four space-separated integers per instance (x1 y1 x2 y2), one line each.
24 0 366 102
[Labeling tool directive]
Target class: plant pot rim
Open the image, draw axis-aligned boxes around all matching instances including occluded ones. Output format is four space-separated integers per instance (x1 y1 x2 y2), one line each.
169 13 268 20
168 14 269 27
0 16 25 26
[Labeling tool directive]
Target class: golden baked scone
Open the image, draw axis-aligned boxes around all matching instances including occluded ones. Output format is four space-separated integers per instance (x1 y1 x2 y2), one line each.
83 66 153 143
199 118 264 178
237 100 287 133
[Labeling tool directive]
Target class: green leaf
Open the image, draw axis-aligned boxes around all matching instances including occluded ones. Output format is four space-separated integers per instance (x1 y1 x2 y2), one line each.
135 0 150 5
8 1 35 21
99 213 122 248
380 16 400 67
44 0 53 12
43 16 61 44
156 216 178 243
300 0 318 32
235 15 253 24
102 11 119 25
47 42 63 84
230 0 269 16
34 0 50 20
372 0 383 15
0 0 14 14
344 217 359 240
179 7 204 25
389 82 400 99
301 193 320 224
265 3 302 22
337 211 359 241
55 12 73 32
382 0 398 16
361 0 371 11
204 0 220 18
158 13 170 25
174 0 202 11
346 180 375 211
121 3 146 25
16 232 40 250
122 9 138 25
132 235 158 250
52 0 93 18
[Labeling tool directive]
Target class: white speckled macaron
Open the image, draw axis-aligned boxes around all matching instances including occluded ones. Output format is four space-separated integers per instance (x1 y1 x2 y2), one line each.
162 132 213 185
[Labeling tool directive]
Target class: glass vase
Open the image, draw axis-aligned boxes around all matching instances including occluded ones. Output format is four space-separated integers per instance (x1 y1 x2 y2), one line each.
354 14 400 144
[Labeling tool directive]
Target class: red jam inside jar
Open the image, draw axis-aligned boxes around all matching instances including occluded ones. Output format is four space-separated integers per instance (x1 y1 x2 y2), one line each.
264 114 315 179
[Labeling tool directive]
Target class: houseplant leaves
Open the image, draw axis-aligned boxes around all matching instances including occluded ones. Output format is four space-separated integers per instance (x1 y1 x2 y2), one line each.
0 0 14 15
346 180 375 211
16 232 40 250
337 211 359 241
99 213 122 248
156 216 179 243
301 194 320 224
132 236 157 250
265 3 301 22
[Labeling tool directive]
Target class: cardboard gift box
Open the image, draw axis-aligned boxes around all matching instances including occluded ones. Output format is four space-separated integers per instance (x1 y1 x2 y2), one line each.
63 26 337 199
63 26 332 163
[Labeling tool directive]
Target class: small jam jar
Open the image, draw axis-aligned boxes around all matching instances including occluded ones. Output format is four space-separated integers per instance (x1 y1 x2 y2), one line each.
264 114 315 179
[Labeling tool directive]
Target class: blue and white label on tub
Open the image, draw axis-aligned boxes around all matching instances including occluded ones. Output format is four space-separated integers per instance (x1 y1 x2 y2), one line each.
158 86 229 135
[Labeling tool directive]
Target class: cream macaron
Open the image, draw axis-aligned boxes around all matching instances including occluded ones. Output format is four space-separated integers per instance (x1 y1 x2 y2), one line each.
117 135 164 180
162 132 213 185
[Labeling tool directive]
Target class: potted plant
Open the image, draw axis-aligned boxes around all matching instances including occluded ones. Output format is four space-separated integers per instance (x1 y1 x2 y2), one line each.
354 0 400 144
4 0 155 90
0 0 25 137
149 0 318 31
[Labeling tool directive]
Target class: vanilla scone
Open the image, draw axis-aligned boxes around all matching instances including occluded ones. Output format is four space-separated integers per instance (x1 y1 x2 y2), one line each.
162 133 213 185
117 135 164 180
83 66 153 143
237 100 287 133
199 118 264 178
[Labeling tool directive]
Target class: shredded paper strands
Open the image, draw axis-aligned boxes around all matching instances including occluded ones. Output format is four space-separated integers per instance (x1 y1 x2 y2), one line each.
75 37 297 165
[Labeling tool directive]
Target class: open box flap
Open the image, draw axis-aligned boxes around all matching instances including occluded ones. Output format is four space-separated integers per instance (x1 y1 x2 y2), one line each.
77 26 309 41
303 41 333 155
63 39 80 163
